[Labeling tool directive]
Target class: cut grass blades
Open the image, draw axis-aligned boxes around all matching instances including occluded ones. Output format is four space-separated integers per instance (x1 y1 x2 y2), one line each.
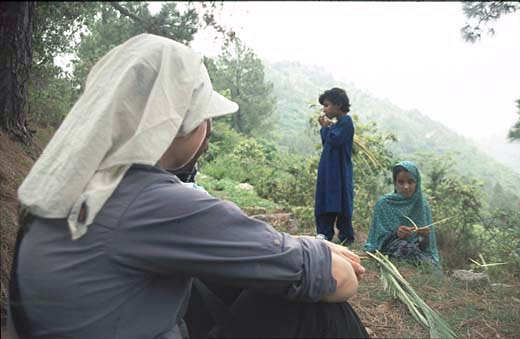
366 251 457 339
401 214 454 232
469 254 507 270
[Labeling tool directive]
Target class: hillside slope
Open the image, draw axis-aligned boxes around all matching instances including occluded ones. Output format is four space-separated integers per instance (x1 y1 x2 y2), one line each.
264 60 520 195
0 128 55 320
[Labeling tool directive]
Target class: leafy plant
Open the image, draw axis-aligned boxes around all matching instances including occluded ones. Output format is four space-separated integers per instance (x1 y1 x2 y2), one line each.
367 251 457 339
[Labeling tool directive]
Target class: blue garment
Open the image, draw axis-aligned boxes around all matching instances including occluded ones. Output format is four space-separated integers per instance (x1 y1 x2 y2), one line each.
315 114 355 220
316 213 353 242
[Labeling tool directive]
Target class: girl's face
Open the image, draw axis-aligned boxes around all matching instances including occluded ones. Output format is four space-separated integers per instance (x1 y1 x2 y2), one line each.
321 99 343 119
395 170 417 198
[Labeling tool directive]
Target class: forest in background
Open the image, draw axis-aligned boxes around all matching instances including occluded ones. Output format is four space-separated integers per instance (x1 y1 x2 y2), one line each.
263 60 520 211
1 2 519 336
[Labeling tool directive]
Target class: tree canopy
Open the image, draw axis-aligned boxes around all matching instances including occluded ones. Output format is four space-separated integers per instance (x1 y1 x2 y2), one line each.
461 1 520 43
206 38 276 136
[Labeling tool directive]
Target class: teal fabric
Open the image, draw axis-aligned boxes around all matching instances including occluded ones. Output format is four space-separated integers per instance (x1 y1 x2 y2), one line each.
363 161 440 265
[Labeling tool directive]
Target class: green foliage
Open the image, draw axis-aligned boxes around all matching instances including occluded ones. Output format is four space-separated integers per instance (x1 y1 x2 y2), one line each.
206 38 276 136
479 208 520 278
508 99 520 141
33 2 101 67
412 153 486 268
26 2 101 128
27 2 200 128
196 175 279 212
27 65 76 127
72 2 199 94
201 120 244 164
488 182 519 212
461 1 520 43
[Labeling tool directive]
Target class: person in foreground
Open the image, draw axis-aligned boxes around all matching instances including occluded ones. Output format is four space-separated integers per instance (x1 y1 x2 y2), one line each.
363 161 441 269
9 34 368 339
315 88 356 245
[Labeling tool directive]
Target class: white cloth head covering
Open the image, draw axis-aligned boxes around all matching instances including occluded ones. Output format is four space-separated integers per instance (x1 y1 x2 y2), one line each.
17 33 238 239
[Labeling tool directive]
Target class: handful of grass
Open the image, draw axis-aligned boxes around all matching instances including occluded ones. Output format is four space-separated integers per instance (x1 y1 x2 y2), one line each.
366 251 457 339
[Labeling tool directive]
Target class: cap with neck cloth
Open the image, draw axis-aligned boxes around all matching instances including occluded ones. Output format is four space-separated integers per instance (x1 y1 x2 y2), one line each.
18 33 238 239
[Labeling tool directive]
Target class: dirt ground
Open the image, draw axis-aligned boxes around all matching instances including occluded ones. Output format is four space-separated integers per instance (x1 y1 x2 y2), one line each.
0 128 55 326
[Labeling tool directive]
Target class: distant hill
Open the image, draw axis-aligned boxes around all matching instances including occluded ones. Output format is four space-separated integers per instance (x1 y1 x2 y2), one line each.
263 60 520 196
473 132 520 174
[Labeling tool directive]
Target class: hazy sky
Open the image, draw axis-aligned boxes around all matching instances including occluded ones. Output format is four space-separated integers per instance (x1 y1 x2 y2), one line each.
151 2 520 141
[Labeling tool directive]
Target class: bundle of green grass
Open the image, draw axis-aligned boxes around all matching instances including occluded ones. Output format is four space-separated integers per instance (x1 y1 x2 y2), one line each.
367 251 457 339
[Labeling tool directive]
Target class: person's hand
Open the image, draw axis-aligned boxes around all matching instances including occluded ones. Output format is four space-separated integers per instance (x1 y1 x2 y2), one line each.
325 241 365 280
396 226 413 239
416 226 430 238
318 115 332 127
294 235 365 280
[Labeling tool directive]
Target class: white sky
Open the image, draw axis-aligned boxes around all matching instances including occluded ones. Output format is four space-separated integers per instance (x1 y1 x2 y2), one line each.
155 2 520 141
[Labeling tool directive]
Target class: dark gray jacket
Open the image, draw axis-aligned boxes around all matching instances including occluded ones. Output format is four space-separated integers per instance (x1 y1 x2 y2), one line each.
16 165 335 339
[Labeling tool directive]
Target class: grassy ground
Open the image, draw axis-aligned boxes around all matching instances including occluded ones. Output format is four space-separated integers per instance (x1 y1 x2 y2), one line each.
197 173 282 213
346 242 520 339
194 174 520 338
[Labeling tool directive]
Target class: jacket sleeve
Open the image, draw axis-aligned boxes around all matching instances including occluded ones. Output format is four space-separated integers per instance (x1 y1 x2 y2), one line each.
109 182 337 302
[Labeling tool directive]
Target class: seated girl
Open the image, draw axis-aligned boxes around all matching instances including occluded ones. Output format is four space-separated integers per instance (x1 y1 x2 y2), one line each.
363 161 441 269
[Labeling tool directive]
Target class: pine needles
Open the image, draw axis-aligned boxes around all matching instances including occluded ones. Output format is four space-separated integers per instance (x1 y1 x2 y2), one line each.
366 251 458 339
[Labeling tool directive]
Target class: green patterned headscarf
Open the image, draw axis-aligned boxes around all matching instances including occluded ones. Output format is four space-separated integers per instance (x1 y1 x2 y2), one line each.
364 161 440 264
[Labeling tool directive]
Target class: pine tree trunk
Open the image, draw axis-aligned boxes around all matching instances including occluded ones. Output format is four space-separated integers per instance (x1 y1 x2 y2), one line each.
0 1 35 145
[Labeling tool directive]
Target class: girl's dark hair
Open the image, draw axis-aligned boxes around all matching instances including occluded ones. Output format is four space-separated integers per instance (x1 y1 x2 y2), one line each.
318 87 350 113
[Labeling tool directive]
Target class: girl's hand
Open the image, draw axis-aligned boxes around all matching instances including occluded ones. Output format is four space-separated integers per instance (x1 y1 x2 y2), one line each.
318 115 332 127
397 226 413 239
416 226 430 237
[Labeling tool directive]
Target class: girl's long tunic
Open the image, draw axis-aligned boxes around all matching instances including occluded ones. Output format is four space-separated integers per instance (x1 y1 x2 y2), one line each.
315 115 355 217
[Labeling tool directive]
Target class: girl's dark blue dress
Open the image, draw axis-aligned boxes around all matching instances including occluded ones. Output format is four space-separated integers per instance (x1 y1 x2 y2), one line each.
315 114 355 241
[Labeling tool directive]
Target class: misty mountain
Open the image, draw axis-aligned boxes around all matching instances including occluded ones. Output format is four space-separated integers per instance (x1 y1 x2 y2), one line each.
473 133 520 174
263 60 520 194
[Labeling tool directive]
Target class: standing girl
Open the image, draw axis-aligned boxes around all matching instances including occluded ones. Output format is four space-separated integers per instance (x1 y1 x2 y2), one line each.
315 88 355 244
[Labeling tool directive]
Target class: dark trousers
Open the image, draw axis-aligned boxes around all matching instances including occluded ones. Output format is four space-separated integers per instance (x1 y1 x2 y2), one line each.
316 212 354 242
185 281 370 339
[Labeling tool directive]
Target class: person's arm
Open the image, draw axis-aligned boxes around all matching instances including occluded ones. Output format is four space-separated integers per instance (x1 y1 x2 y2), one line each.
109 182 339 302
324 116 354 147
319 126 327 145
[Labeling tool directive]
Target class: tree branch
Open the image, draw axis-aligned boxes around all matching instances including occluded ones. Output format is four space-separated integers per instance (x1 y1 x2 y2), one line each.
109 2 150 30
